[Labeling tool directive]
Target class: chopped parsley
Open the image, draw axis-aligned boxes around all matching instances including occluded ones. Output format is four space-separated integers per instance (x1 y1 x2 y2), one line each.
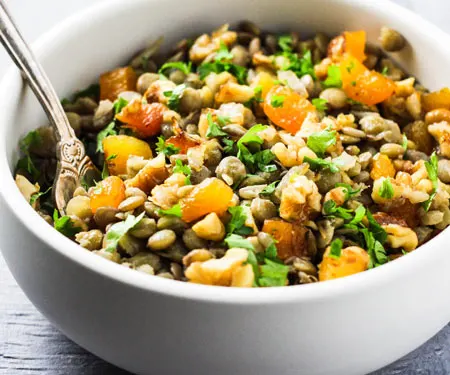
101 154 117 179
423 152 439 211
206 113 228 138
312 98 328 112
329 238 343 259
16 130 41 180
323 65 342 88
253 85 263 103
224 234 255 250
96 122 117 153
158 203 182 218
163 84 187 111
280 49 316 79
335 183 361 200
304 156 340 173
323 200 353 220
349 205 366 225
381 66 389 76
402 134 408 153
53 209 82 238
159 61 192 76
226 206 253 235
259 259 289 287
260 180 279 196
307 128 336 157
104 212 145 252
278 35 294 52
198 42 247 84
112 97 129 114
173 159 192 184
270 95 285 108
29 186 51 206
155 136 180 156
379 178 394 199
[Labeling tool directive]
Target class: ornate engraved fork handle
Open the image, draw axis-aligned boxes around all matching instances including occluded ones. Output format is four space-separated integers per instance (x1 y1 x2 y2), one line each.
0 0 99 214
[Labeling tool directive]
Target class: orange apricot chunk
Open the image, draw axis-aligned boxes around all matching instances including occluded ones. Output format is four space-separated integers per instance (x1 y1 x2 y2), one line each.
263 85 316 134
422 87 450 112
116 99 165 138
340 55 395 106
262 219 308 260
318 246 369 281
180 178 234 223
343 31 366 62
370 154 396 180
99 66 137 102
89 176 126 214
103 135 152 176
166 132 201 154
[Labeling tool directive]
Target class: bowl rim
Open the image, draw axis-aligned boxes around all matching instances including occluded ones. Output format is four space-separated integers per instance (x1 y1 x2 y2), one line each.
1 0 450 304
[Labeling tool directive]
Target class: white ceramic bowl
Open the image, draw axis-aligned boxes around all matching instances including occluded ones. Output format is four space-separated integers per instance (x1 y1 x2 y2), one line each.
1 0 449 374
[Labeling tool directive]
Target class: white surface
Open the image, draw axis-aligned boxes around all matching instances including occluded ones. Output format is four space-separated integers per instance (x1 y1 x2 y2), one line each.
0 1 450 375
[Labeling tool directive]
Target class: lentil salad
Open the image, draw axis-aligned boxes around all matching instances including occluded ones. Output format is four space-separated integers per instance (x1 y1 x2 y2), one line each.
14 22 450 287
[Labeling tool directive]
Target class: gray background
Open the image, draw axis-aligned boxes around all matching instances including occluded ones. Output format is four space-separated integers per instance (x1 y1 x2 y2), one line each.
0 0 449 374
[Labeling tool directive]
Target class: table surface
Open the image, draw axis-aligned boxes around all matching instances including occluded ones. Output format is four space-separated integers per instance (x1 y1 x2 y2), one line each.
0 0 450 374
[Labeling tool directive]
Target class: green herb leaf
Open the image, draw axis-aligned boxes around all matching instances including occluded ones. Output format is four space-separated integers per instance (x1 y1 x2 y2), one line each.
215 41 234 61
366 210 387 244
222 137 235 154
260 180 279 196
96 122 117 153
270 95 285 108
19 130 41 153
206 113 228 138
307 128 336 157
163 83 187 111
227 206 253 235
254 149 276 172
159 61 192 76
253 85 263 103
101 154 117 179
158 203 182 218
349 205 366 225
264 242 278 261
335 183 361 200
312 98 328 112
155 136 180 156
236 124 268 171
259 258 289 287
381 66 389 76
423 152 439 212
278 35 293 52
323 65 342 88
224 234 255 250
173 159 192 184
329 238 343 259
113 97 129 114
379 178 394 199
323 200 353 220
53 209 82 238
369 240 389 268
104 212 145 252
304 156 339 173
281 49 316 79
198 45 248 84
402 134 408 152
29 186 51 206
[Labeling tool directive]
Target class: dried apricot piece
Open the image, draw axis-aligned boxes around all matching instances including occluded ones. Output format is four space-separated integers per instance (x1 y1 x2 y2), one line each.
180 178 234 222
89 176 126 214
166 132 201 154
100 66 137 101
370 154 396 180
343 31 366 62
103 135 152 176
263 85 316 134
422 87 450 112
116 99 165 138
262 219 307 260
340 55 395 105
319 246 369 281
